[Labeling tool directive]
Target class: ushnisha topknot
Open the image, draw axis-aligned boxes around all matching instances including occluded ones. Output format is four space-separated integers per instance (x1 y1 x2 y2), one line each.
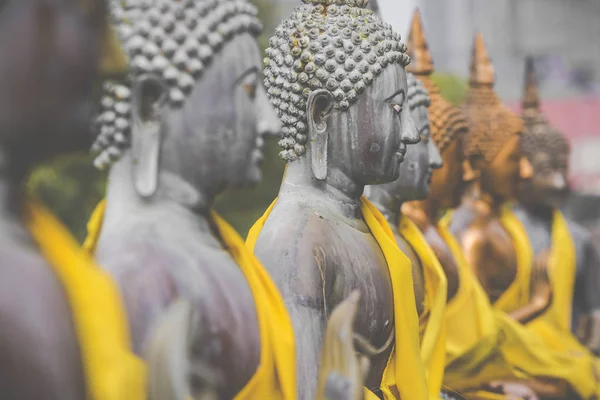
406 10 468 153
521 56 570 167
92 0 263 170
407 73 431 112
264 0 411 161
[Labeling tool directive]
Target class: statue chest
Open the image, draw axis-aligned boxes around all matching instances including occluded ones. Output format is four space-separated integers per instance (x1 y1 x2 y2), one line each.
481 221 519 303
425 226 460 302
393 233 426 318
316 222 395 385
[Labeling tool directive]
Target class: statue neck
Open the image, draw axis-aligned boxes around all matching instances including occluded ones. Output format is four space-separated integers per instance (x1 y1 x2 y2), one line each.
364 186 401 229
106 150 212 216
520 200 554 221
280 158 364 220
464 180 502 216
404 199 436 231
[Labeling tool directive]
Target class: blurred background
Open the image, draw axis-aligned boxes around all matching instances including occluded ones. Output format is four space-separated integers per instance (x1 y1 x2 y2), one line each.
28 0 600 242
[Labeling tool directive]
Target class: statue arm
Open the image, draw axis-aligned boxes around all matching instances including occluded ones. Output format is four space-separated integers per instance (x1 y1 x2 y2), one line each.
255 238 331 400
106 254 179 356
508 250 552 325
579 239 600 353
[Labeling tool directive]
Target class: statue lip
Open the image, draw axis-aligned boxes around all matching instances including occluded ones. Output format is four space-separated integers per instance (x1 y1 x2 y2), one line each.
396 143 407 162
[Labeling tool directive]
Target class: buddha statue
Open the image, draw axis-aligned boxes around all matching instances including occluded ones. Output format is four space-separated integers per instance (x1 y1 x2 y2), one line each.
364 73 450 400
246 0 430 398
448 33 600 399
0 2 147 399
84 0 302 398
447 33 555 324
512 57 600 354
399 12 600 399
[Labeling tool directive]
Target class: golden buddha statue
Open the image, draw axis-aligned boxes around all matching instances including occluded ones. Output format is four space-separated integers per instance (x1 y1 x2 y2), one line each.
447 33 553 323
443 33 600 399
400 14 595 399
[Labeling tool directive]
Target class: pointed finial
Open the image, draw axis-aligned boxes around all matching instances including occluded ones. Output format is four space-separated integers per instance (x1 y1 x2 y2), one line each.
406 9 434 76
469 32 495 86
522 56 540 112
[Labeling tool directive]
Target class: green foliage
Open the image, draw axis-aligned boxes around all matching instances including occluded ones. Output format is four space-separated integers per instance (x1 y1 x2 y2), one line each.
431 72 467 105
27 153 107 242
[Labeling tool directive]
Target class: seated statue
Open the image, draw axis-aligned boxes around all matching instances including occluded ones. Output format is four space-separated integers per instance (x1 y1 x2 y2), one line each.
449 33 600 399
448 32 551 324
246 0 430 398
512 57 600 355
364 73 449 399
400 11 600 399
0 2 145 399
84 0 298 398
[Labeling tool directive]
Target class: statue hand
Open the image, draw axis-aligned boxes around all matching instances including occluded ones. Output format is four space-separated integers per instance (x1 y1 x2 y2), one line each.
530 250 552 312
145 299 218 400
487 382 539 400
317 291 370 400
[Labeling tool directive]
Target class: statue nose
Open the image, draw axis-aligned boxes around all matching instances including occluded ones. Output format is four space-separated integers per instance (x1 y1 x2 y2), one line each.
401 108 420 145
257 87 281 138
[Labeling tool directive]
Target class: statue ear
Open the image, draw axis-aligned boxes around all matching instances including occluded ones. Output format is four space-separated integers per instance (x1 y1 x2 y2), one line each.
307 89 334 181
462 158 480 182
131 75 168 199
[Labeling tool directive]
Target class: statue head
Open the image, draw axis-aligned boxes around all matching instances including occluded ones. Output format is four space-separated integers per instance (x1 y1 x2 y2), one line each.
263 0 418 186
406 9 468 208
93 0 280 200
461 33 532 202
364 73 441 204
517 57 570 209
0 0 123 179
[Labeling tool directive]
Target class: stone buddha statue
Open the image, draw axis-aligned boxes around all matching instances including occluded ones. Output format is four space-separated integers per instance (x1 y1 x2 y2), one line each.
246 0 430 398
365 73 451 400
512 57 600 354
0 2 147 399
447 33 556 324
85 0 302 398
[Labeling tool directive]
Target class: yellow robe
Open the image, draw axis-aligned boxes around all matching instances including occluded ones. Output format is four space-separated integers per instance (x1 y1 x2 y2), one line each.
398 215 447 399
440 212 600 399
246 197 429 400
85 200 297 400
25 201 146 400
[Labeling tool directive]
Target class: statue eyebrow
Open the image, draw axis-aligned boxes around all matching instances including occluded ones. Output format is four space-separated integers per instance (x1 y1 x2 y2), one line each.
233 66 259 87
385 88 405 103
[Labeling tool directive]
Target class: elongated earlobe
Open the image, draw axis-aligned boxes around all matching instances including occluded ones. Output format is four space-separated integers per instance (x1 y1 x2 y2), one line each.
462 159 480 182
307 89 334 181
131 75 168 199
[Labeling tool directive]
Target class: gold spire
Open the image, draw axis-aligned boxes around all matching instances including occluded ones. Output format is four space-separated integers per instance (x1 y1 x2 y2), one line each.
469 32 495 87
522 56 540 112
406 9 434 76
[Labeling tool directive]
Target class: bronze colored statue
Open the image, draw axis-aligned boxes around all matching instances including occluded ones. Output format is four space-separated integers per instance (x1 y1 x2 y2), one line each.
447 32 600 399
365 73 451 399
448 33 552 324
246 0 430 398
513 57 600 354
0 1 145 399
85 0 299 398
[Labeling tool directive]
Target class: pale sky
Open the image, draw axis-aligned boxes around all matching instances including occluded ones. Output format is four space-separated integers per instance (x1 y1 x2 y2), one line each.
378 0 417 38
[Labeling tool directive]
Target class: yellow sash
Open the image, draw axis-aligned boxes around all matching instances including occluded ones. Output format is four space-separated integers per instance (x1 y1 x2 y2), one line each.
246 197 429 400
25 201 146 400
84 200 297 400
398 215 447 399
438 214 521 395
448 209 600 399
